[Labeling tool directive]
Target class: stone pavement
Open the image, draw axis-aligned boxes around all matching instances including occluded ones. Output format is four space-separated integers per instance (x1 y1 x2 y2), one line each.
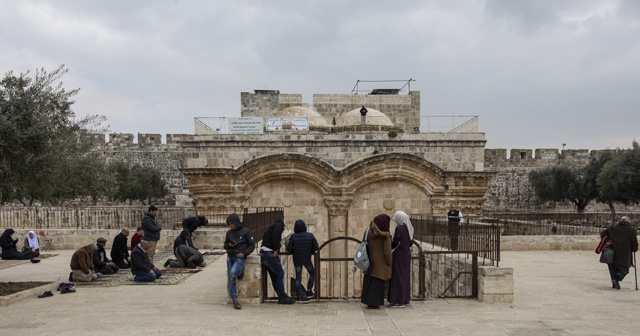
1 249 639 335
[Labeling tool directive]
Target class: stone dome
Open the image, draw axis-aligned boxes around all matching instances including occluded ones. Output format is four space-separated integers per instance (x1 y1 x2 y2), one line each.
337 108 394 127
275 106 330 128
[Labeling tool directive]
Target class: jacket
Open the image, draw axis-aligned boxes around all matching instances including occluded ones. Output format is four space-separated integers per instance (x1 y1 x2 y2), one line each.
261 219 285 251
286 220 319 266
110 233 130 263
175 245 205 267
367 221 392 280
182 216 206 233
174 229 193 254
601 221 639 267
93 245 112 268
141 212 162 241
131 244 155 273
223 213 255 258
70 246 96 273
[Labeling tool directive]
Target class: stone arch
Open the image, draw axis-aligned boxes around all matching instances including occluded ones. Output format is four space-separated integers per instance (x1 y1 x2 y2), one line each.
340 153 446 197
236 153 336 195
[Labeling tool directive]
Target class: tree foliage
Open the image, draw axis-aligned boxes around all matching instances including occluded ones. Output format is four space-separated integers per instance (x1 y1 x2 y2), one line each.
0 65 107 205
110 162 168 205
529 165 593 212
597 141 640 214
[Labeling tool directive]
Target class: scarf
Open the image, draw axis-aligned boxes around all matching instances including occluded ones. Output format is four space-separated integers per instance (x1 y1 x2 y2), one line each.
392 211 415 241
27 231 40 249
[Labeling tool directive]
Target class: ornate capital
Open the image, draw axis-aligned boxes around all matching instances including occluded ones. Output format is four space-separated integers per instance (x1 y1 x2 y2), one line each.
323 197 353 216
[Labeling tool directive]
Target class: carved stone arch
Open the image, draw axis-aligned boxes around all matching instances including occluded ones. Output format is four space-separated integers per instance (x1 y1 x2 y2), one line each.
237 153 337 195
340 153 446 196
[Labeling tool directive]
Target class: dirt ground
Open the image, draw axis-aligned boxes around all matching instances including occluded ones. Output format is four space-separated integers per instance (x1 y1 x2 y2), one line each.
0 282 52 296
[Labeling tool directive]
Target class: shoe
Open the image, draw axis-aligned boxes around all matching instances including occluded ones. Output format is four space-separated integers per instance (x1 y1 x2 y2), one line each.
69 272 74 282
30 258 41 263
613 280 621 290
58 283 72 291
60 287 76 294
95 272 103 278
297 295 310 303
237 273 244 281
278 296 296 304
367 305 381 310
306 290 314 298
38 291 53 298
389 303 405 308
164 259 171 267
233 301 242 310
130 275 136 281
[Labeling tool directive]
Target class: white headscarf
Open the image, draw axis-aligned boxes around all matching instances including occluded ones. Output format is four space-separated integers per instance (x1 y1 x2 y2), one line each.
393 211 414 241
27 230 39 249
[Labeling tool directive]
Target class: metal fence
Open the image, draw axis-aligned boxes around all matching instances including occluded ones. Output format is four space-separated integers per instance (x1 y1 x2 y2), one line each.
242 207 285 242
411 214 501 266
478 212 634 236
0 206 196 230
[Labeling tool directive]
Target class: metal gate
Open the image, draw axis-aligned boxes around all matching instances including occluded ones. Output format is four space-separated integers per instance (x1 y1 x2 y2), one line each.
422 250 478 298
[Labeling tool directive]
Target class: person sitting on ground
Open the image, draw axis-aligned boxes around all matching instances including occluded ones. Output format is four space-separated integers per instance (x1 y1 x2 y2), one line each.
70 244 100 282
93 237 119 275
1 229 37 260
111 228 131 269
166 245 207 268
130 240 162 282
130 226 144 252
181 215 208 248
22 230 41 258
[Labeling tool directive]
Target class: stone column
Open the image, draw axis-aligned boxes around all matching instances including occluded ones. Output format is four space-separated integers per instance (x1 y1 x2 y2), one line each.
323 197 352 298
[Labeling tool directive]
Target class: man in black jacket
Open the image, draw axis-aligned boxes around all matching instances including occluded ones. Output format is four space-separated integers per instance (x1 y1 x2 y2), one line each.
131 240 162 282
182 216 207 248
260 218 296 304
141 205 162 263
224 213 255 310
111 228 131 269
93 237 119 274
287 219 319 302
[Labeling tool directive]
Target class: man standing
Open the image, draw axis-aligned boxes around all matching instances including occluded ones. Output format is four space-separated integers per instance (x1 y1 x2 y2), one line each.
110 228 131 269
182 216 208 248
141 205 162 263
93 237 119 275
260 218 296 305
600 216 639 290
224 213 255 310
70 244 99 282
446 203 464 251
131 240 162 282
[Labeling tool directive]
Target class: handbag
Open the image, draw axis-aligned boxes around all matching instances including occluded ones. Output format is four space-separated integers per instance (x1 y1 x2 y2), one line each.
353 228 370 271
599 246 615 264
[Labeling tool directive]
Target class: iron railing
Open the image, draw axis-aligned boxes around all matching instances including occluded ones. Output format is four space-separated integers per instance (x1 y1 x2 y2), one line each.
478 212 635 236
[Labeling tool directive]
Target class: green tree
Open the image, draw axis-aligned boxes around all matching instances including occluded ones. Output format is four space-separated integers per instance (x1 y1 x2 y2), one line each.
528 154 613 213
110 162 168 205
0 65 106 205
597 141 640 215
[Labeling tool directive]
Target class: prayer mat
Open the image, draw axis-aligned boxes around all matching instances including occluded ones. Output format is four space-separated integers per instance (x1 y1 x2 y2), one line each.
0 254 58 270
73 250 220 287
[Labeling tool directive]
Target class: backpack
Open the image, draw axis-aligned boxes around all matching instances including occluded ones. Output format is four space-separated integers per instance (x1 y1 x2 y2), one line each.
354 228 370 271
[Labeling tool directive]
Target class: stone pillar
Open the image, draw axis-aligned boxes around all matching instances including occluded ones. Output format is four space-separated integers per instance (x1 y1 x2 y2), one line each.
323 197 352 297
478 266 514 303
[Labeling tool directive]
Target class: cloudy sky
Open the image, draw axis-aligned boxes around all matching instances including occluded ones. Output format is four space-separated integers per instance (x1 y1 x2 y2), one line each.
1 0 638 151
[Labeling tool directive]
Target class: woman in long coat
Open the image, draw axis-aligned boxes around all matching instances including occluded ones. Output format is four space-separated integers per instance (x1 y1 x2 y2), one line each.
388 211 414 308
360 214 392 309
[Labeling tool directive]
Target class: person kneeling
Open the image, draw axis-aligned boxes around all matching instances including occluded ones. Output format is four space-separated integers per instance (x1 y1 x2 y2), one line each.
130 240 162 282
93 237 119 274
166 245 207 268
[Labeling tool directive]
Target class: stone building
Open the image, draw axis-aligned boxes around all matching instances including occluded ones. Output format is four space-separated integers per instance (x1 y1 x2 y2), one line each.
179 89 494 246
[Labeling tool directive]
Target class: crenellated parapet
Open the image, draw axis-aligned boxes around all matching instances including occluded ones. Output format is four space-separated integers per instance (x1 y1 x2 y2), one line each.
484 148 597 168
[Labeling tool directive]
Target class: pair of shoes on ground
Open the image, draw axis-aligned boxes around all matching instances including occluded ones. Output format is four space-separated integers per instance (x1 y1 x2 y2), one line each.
612 280 621 290
388 303 406 308
278 296 296 304
233 301 242 310
38 290 54 298
57 282 76 294
297 295 310 304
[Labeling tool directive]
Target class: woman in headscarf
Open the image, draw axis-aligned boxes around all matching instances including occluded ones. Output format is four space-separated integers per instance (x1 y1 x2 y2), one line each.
1 229 36 260
360 214 393 309
21 230 41 258
388 211 414 308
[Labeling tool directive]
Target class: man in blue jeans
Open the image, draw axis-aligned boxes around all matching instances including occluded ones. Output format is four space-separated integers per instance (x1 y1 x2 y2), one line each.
260 218 296 304
287 219 319 302
224 213 256 310
130 240 162 282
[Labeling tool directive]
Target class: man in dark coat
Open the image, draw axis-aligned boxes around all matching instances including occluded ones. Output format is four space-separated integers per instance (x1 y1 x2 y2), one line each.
93 237 119 274
141 205 162 263
182 216 207 248
287 219 319 302
446 203 464 251
110 228 131 269
131 240 162 282
164 229 204 268
224 213 255 310
600 216 639 290
260 218 296 304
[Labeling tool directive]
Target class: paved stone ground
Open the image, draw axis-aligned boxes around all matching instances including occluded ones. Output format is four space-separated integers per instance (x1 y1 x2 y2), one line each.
0 249 639 335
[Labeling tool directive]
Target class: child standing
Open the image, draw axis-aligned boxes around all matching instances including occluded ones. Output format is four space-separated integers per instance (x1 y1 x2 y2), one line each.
286 219 319 303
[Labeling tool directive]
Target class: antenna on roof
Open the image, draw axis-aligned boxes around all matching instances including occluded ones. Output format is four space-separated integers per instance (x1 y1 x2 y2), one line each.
351 78 415 95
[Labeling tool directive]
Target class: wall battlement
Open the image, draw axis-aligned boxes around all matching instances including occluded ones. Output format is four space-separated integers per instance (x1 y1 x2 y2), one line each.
89 133 192 148
484 148 612 167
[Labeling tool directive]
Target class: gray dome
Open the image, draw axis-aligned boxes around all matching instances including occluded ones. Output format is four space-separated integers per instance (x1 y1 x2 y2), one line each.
276 106 330 128
337 108 394 127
